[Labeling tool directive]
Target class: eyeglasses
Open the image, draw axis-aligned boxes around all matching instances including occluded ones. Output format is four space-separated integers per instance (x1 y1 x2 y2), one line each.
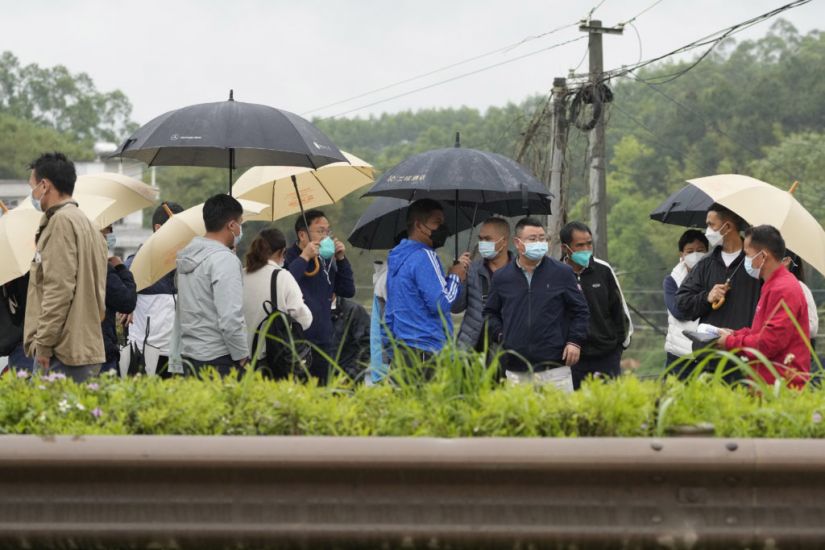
310 227 332 237
519 235 547 244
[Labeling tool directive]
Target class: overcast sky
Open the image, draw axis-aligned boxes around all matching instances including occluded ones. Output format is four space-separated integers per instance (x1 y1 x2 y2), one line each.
0 0 821 126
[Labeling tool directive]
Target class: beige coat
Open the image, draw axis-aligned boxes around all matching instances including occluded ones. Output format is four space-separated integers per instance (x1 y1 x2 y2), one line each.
24 201 108 366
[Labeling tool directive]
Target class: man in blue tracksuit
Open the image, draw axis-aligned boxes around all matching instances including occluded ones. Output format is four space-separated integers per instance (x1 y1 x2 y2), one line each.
386 199 470 365
483 217 590 381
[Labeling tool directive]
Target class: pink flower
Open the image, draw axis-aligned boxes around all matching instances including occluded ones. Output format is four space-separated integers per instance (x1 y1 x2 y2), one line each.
86 383 99 391
813 412 822 425
91 408 102 418
16 370 30 379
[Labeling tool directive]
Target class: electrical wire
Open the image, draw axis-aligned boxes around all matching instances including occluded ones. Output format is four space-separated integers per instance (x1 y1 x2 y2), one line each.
323 35 586 119
301 20 579 117
618 0 666 26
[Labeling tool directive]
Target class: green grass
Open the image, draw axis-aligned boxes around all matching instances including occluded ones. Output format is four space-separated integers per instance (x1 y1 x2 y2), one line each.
2 338 824 437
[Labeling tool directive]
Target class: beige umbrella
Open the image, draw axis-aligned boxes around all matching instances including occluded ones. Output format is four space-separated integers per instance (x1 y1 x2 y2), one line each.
129 198 268 291
232 151 374 222
15 192 117 225
5 194 116 287
688 174 825 277
0 201 43 285
75 172 159 229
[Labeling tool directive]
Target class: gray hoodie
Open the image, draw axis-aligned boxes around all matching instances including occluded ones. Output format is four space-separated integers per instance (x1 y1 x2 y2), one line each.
174 236 248 362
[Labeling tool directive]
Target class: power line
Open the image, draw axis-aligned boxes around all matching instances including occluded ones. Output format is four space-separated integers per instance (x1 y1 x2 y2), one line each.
618 0 666 26
301 20 579 117
602 0 812 81
323 36 586 119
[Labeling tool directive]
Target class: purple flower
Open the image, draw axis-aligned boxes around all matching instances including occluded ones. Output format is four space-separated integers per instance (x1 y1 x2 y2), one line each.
91 408 102 418
86 383 99 391
16 370 30 379
44 372 67 382
813 412 822 425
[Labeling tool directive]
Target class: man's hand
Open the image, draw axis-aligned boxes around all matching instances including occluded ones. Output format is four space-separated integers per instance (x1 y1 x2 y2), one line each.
300 242 320 262
716 328 733 348
108 256 123 267
334 238 346 261
238 357 250 368
562 344 581 367
707 283 729 304
35 355 50 371
449 252 472 282
117 312 133 326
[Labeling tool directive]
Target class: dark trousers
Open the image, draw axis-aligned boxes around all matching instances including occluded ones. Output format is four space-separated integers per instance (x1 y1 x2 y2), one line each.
183 355 244 378
391 347 436 383
309 343 334 386
572 347 622 390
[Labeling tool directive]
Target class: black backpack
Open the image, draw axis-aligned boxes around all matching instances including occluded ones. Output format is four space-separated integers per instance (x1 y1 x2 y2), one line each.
0 276 27 357
251 269 312 380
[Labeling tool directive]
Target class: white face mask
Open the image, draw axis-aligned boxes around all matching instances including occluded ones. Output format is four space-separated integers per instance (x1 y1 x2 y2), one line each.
478 238 502 260
705 222 728 249
683 251 707 270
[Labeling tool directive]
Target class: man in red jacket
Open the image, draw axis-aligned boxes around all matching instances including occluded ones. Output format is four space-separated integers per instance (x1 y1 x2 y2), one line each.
717 225 810 388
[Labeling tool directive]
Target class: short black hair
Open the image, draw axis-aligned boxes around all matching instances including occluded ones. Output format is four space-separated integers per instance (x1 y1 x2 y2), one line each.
678 229 709 252
29 152 76 196
152 201 184 227
707 203 747 232
481 217 511 237
203 194 243 233
744 224 785 261
560 221 591 246
406 199 443 232
514 217 544 237
294 209 327 238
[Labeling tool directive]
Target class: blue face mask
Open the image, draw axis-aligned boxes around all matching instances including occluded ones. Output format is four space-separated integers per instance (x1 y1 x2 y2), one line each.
30 185 45 212
233 223 243 248
570 250 593 268
478 240 500 260
105 233 117 250
523 242 548 261
744 251 763 279
319 236 335 260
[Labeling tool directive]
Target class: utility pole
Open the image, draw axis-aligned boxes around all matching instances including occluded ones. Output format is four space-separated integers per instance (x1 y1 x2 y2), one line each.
580 19 622 260
547 77 568 258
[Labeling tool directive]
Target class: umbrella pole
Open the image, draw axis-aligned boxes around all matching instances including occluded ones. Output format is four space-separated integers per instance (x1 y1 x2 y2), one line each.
292 174 319 277
228 149 235 195
454 190 459 262
466 203 480 254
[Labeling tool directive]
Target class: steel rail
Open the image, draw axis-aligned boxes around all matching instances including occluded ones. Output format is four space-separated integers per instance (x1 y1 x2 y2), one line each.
1 436 824 548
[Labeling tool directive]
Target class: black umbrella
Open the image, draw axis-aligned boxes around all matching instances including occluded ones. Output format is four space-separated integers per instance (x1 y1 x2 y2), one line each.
362 134 552 259
112 90 348 194
348 196 494 250
650 185 713 227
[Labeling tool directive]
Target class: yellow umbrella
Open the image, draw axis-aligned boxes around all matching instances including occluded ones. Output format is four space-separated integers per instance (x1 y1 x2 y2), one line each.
0 200 42 286
130 199 268 291
687 174 825 277
75 172 159 229
232 151 374 222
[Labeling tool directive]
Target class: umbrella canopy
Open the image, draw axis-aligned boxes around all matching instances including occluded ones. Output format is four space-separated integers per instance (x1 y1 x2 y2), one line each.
362 145 552 258
129 198 268 291
232 151 374 222
74 172 159 229
111 91 348 192
651 174 825 277
649 184 713 228
14 193 118 226
363 147 552 209
348 197 494 250
0 202 42 286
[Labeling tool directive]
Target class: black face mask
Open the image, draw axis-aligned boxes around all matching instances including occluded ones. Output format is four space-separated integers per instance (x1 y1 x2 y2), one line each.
426 223 450 249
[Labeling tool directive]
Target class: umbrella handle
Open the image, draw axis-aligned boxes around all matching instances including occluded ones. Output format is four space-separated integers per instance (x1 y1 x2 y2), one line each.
711 296 726 310
304 257 320 277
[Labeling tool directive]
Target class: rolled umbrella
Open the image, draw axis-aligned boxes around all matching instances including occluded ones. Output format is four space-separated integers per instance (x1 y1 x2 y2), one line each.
362 140 552 259
650 174 825 277
232 151 374 222
111 90 348 193
129 198 268 291
348 196 494 250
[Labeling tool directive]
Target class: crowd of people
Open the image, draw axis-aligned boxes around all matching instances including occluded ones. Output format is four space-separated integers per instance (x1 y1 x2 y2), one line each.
0 152 817 390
